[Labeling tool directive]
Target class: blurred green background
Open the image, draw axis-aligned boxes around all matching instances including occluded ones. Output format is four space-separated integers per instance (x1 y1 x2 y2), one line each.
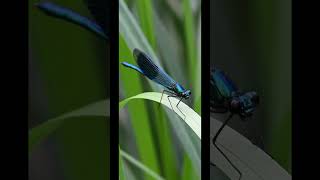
210 0 291 178
119 0 201 179
28 0 109 180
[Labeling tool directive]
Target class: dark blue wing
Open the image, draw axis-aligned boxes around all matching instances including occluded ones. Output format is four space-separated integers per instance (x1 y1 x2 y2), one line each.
84 0 109 36
131 49 176 89
36 2 107 39
211 68 238 97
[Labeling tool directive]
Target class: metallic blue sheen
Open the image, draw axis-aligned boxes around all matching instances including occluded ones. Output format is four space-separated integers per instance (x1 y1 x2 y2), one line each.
122 49 191 98
211 68 258 117
212 68 238 97
36 2 107 39
121 62 144 75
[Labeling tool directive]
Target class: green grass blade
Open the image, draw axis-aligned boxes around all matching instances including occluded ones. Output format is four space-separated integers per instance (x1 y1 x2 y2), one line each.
151 106 179 179
193 15 201 114
135 0 156 48
182 0 197 84
182 155 198 180
120 149 165 180
120 36 161 178
119 0 159 66
119 147 127 180
29 100 109 152
153 13 186 88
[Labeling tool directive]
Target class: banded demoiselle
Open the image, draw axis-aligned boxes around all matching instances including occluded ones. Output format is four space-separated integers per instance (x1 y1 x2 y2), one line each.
121 49 191 118
210 67 259 180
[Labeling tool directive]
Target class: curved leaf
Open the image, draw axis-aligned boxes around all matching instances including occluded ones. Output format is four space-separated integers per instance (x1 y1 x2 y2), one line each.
29 99 109 152
120 148 165 180
120 92 201 139
211 117 291 180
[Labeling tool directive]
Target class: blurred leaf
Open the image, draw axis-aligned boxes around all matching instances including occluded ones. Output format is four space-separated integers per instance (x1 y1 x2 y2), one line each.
120 36 161 178
211 117 291 180
182 0 197 87
119 0 159 65
151 105 179 180
194 15 201 114
119 92 201 139
29 100 109 152
135 0 156 48
153 12 186 89
119 147 127 180
182 155 198 180
120 148 165 180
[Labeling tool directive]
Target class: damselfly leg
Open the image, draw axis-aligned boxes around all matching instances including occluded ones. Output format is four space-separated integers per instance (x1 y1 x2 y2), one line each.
212 113 242 180
167 95 177 111
176 97 186 120
160 89 176 107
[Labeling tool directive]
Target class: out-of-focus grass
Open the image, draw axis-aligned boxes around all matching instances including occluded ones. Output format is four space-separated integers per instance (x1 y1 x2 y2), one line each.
29 0 109 180
119 147 127 180
119 35 161 178
136 0 156 49
119 0 201 179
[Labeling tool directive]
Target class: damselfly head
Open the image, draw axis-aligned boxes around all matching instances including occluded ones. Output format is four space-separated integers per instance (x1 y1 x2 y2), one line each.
229 91 259 117
182 90 191 99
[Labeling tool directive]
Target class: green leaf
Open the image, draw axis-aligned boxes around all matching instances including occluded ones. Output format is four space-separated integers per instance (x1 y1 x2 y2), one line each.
182 0 197 88
182 155 198 180
120 148 165 180
136 0 156 48
119 0 159 64
29 100 109 152
120 92 201 139
119 147 127 180
120 36 161 178
211 117 291 180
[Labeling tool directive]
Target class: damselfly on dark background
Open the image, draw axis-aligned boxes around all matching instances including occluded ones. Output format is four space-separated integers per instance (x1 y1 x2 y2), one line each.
210 0 291 179
210 67 259 179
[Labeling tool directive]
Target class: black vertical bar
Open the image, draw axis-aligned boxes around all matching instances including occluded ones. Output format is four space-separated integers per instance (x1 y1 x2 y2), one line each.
202 0 211 178
110 0 119 179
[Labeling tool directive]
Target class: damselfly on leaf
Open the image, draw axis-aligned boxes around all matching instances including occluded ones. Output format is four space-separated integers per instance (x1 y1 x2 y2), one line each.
36 1 108 39
210 68 259 117
121 49 191 118
210 67 259 180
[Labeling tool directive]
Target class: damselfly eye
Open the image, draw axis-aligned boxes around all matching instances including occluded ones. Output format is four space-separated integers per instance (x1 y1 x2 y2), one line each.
230 99 240 112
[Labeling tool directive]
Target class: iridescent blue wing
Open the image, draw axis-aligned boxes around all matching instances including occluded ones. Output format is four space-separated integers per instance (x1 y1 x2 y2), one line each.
84 0 109 35
211 68 238 98
130 49 177 89
36 2 107 39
